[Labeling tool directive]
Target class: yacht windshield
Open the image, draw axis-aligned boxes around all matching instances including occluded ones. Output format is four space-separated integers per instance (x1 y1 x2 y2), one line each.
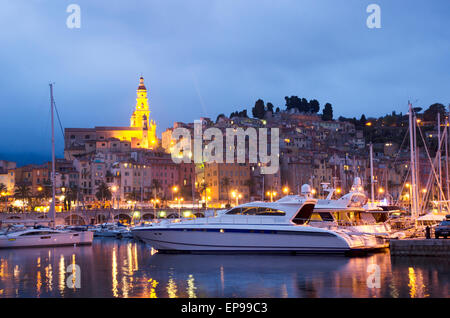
226 207 286 216
19 231 55 236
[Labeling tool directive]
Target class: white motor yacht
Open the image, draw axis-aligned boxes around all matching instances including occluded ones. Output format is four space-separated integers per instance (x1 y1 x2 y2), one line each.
131 191 387 254
279 180 393 237
0 226 93 248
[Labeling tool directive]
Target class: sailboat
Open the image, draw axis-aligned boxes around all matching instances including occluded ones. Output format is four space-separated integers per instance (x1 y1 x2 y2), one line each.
0 84 93 248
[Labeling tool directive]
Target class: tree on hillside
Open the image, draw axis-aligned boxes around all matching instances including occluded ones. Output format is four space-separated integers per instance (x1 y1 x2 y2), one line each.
359 114 367 126
266 102 274 113
300 98 309 112
423 103 446 122
285 96 301 111
309 99 320 113
216 113 226 123
322 103 333 121
252 99 266 119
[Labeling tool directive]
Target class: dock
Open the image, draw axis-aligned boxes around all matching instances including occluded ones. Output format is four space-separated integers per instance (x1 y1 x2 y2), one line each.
390 238 450 257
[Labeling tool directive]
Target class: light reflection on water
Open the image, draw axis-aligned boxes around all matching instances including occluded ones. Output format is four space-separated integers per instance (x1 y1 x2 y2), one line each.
0 238 448 298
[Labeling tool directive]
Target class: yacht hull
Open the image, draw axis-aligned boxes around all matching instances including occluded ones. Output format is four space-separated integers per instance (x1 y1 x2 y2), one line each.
132 227 351 254
0 231 94 248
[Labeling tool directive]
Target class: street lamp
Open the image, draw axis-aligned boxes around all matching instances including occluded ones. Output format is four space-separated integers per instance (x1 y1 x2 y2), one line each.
172 185 178 201
282 186 289 195
378 187 384 200
266 190 277 202
175 197 184 218
231 190 242 206
111 185 118 209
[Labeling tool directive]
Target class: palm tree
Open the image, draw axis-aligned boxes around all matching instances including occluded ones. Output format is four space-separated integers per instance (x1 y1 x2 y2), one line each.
95 182 112 208
221 177 231 204
244 178 256 196
65 185 79 211
0 183 7 211
126 189 140 202
150 179 163 200
198 180 209 207
14 183 32 212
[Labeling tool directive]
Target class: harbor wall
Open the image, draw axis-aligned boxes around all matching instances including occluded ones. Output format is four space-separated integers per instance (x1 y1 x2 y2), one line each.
390 239 450 257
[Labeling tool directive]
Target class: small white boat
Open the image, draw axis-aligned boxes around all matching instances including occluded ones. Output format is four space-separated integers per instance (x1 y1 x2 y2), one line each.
0 226 93 248
0 86 94 249
94 223 132 238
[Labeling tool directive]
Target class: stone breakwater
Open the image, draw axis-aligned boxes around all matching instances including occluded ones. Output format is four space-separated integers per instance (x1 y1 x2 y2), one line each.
390 239 450 256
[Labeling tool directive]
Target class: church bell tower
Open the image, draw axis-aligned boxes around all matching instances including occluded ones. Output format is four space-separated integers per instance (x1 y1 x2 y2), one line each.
130 76 158 148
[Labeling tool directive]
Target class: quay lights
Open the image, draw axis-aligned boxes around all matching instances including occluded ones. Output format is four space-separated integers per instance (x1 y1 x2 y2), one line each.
336 188 342 194
231 190 243 206
37 186 43 192
172 185 179 201
133 211 141 218
183 211 192 218
266 191 277 202
175 197 184 218
311 189 317 195
111 185 118 192
282 186 290 195
378 188 385 194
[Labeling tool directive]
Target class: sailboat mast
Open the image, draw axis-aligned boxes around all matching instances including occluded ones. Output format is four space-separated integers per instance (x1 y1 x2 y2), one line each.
50 83 56 226
437 112 442 213
408 102 418 220
369 143 375 203
447 106 450 202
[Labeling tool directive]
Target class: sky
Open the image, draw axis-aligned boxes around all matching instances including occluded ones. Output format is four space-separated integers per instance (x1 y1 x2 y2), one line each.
0 0 449 165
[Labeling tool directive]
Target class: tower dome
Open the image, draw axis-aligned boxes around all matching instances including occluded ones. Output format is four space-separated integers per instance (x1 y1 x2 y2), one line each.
138 76 146 91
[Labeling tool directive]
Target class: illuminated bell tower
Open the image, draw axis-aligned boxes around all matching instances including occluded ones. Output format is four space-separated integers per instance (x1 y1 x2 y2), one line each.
130 76 158 148
130 76 150 128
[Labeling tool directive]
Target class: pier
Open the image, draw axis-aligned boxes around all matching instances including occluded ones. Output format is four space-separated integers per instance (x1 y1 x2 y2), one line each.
0 209 213 226
390 238 450 257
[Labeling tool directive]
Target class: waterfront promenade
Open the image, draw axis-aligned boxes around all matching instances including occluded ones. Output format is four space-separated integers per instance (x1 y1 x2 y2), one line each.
0 208 213 226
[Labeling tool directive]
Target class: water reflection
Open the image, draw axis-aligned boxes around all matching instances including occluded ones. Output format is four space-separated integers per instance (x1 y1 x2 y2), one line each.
0 239 448 298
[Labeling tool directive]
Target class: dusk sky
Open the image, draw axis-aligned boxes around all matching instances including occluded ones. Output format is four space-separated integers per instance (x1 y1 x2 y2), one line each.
1 0 449 164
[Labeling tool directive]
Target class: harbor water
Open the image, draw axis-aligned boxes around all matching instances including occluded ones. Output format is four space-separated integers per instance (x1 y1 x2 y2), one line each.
0 238 448 298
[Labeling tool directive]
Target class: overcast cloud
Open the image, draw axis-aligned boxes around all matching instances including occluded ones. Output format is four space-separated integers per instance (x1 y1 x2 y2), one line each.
0 0 449 162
